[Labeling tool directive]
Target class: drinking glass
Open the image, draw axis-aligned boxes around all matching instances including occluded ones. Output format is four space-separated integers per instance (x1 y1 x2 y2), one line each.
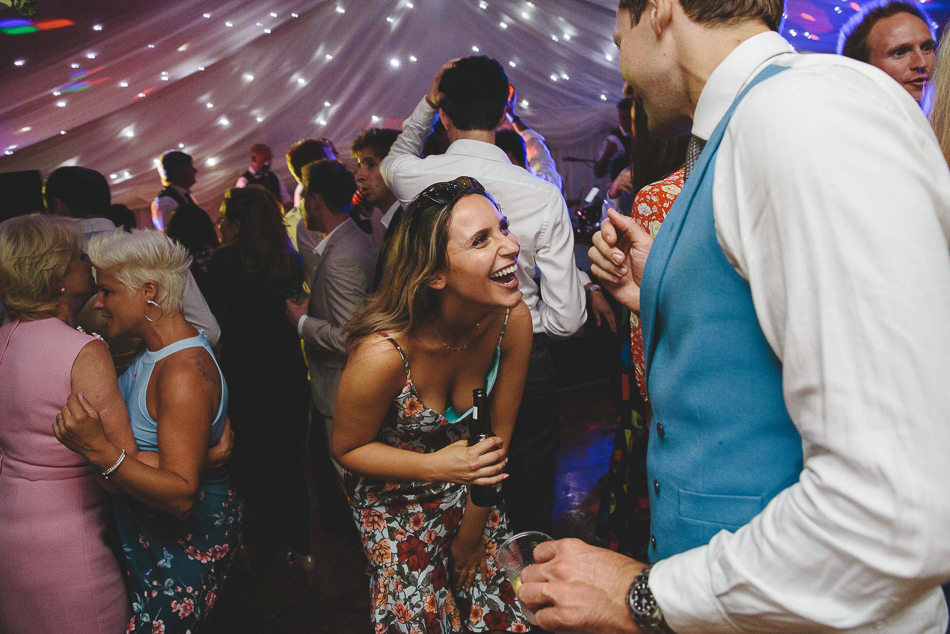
496 531 553 625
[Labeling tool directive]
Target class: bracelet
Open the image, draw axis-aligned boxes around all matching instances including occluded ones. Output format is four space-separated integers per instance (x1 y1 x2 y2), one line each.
101 449 126 480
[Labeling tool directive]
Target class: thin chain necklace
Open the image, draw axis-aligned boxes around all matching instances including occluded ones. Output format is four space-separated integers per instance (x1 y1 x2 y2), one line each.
433 321 481 352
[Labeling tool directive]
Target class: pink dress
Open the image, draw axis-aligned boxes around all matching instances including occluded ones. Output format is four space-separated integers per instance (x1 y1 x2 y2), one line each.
0 318 130 634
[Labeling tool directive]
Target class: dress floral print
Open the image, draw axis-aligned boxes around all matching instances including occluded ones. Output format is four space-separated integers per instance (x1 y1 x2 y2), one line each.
630 168 685 401
343 316 529 633
114 481 243 633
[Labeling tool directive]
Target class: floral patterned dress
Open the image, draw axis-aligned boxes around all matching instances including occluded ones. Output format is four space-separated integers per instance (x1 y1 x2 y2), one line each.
596 168 684 561
342 312 530 633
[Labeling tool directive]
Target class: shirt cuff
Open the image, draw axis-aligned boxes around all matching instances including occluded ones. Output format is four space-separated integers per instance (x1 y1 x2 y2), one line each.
650 544 743 634
297 314 309 338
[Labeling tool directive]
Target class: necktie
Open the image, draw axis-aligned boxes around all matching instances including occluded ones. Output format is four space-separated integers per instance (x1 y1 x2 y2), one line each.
684 134 707 179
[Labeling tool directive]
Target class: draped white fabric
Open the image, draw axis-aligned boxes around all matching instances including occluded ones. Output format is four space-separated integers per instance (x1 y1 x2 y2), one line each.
0 0 946 220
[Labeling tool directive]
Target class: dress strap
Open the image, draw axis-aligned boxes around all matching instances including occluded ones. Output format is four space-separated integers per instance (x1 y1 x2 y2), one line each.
497 308 511 347
380 332 411 379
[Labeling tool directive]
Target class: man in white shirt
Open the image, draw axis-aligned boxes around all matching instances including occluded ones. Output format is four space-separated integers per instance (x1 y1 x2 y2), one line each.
838 0 936 106
519 1 950 632
382 56 588 535
151 151 200 231
348 128 404 287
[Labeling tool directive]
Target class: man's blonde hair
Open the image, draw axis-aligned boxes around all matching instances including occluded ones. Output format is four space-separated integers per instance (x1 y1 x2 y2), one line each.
87 229 191 314
0 215 83 321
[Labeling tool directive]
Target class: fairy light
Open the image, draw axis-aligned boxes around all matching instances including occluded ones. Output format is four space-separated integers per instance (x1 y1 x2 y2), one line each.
409 55 418 62
56 100 67 107
14 59 25 66
119 81 128 87
390 58 400 67
93 24 103 30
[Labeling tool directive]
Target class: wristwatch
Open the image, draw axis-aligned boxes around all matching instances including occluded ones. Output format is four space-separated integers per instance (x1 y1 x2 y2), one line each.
627 565 672 632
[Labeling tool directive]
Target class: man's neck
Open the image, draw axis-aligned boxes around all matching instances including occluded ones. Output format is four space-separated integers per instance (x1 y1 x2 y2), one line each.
676 21 772 116
165 181 189 193
447 129 496 145
376 190 398 213
320 211 349 236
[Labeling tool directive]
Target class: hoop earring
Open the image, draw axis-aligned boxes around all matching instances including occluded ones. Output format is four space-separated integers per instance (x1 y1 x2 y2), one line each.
145 299 164 322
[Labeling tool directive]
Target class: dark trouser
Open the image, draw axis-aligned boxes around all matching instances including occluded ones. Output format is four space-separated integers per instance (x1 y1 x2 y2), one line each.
503 335 559 536
227 385 312 555
309 405 359 544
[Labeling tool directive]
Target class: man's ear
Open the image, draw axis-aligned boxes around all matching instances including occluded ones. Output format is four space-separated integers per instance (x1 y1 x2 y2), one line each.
651 0 673 36
439 109 453 131
428 273 447 291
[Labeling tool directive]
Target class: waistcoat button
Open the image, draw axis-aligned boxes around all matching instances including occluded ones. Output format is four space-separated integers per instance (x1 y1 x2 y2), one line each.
656 422 665 439
654 480 660 495
651 535 657 550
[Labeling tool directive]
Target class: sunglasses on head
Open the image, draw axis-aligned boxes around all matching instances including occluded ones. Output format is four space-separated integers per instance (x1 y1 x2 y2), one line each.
418 176 486 206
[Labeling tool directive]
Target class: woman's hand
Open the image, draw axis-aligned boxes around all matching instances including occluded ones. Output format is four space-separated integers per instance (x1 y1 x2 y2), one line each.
205 416 234 469
428 437 508 486
450 534 489 592
53 392 115 466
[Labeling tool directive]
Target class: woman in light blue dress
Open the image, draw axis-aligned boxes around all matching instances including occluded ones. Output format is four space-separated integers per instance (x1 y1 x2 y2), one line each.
54 229 242 634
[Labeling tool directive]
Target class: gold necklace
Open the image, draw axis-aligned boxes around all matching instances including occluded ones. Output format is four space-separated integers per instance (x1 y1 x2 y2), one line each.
433 321 481 352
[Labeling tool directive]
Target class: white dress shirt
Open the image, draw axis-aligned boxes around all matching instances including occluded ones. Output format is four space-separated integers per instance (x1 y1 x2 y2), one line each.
381 97 587 338
150 183 191 231
380 200 401 229
649 32 950 633
518 127 563 190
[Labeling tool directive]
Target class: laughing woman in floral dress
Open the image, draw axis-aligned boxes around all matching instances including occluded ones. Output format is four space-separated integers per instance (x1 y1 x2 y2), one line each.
334 177 531 633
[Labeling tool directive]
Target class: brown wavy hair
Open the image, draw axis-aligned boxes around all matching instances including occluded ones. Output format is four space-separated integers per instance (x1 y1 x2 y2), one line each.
345 177 496 352
219 185 295 282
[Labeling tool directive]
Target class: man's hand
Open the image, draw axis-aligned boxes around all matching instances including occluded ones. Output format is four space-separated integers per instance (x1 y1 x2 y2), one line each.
285 296 309 326
589 209 653 313
609 168 635 199
588 287 617 333
427 58 460 108
518 538 645 634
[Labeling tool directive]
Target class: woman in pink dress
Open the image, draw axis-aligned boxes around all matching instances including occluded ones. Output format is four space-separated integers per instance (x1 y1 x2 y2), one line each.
0 216 136 634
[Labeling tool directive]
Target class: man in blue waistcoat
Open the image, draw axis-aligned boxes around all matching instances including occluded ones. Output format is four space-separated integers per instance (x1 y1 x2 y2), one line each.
518 0 950 632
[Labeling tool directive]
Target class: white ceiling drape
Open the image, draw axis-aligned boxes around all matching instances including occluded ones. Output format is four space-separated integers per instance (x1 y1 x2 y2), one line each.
1 0 947 218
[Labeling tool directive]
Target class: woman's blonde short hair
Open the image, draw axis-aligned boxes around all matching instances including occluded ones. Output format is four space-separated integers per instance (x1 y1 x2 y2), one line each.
87 229 191 314
0 215 83 321
929 27 950 167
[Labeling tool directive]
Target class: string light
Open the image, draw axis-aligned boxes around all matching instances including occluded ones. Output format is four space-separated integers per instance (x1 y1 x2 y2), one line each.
409 55 418 62
600 94 607 101
206 157 218 166
137 92 147 98
203 13 211 18
550 74 558 82
297 77 307 85
71 63 80 69
264 28 272 33
387 17 395 23
147 44 155 49
390 58 400 67
53 90 62 95
198 66 206 71
317 119 327 126
291 12 299 18
335 6 346 14
371 115 380 123
206 102 214 108
119 81 128 87
472 46 480 52
60 130 66 135
178 143 185 148
19 126 31 132
500 22 507 29
325 54 334 60
14 59 25 66
520 99 529 107
56 100 67 107
225 21 234 27
479 1 488 8
522 11 530 19
324 101 332 107
509 61 516 68
86 52 97 59
256 116 264 122
93 24 103 31
218 117 230 126
270 12 278 17
243 73 255 82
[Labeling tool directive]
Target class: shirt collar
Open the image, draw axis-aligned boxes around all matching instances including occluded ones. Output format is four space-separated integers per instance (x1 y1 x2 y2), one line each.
380 200 401 228
76 217 116 239
692 31 795 141
314 218 348 256
445 139 512 164
169 183 190 196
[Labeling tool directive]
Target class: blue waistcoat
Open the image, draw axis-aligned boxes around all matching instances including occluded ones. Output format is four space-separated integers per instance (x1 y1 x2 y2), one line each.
639 65 804 562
